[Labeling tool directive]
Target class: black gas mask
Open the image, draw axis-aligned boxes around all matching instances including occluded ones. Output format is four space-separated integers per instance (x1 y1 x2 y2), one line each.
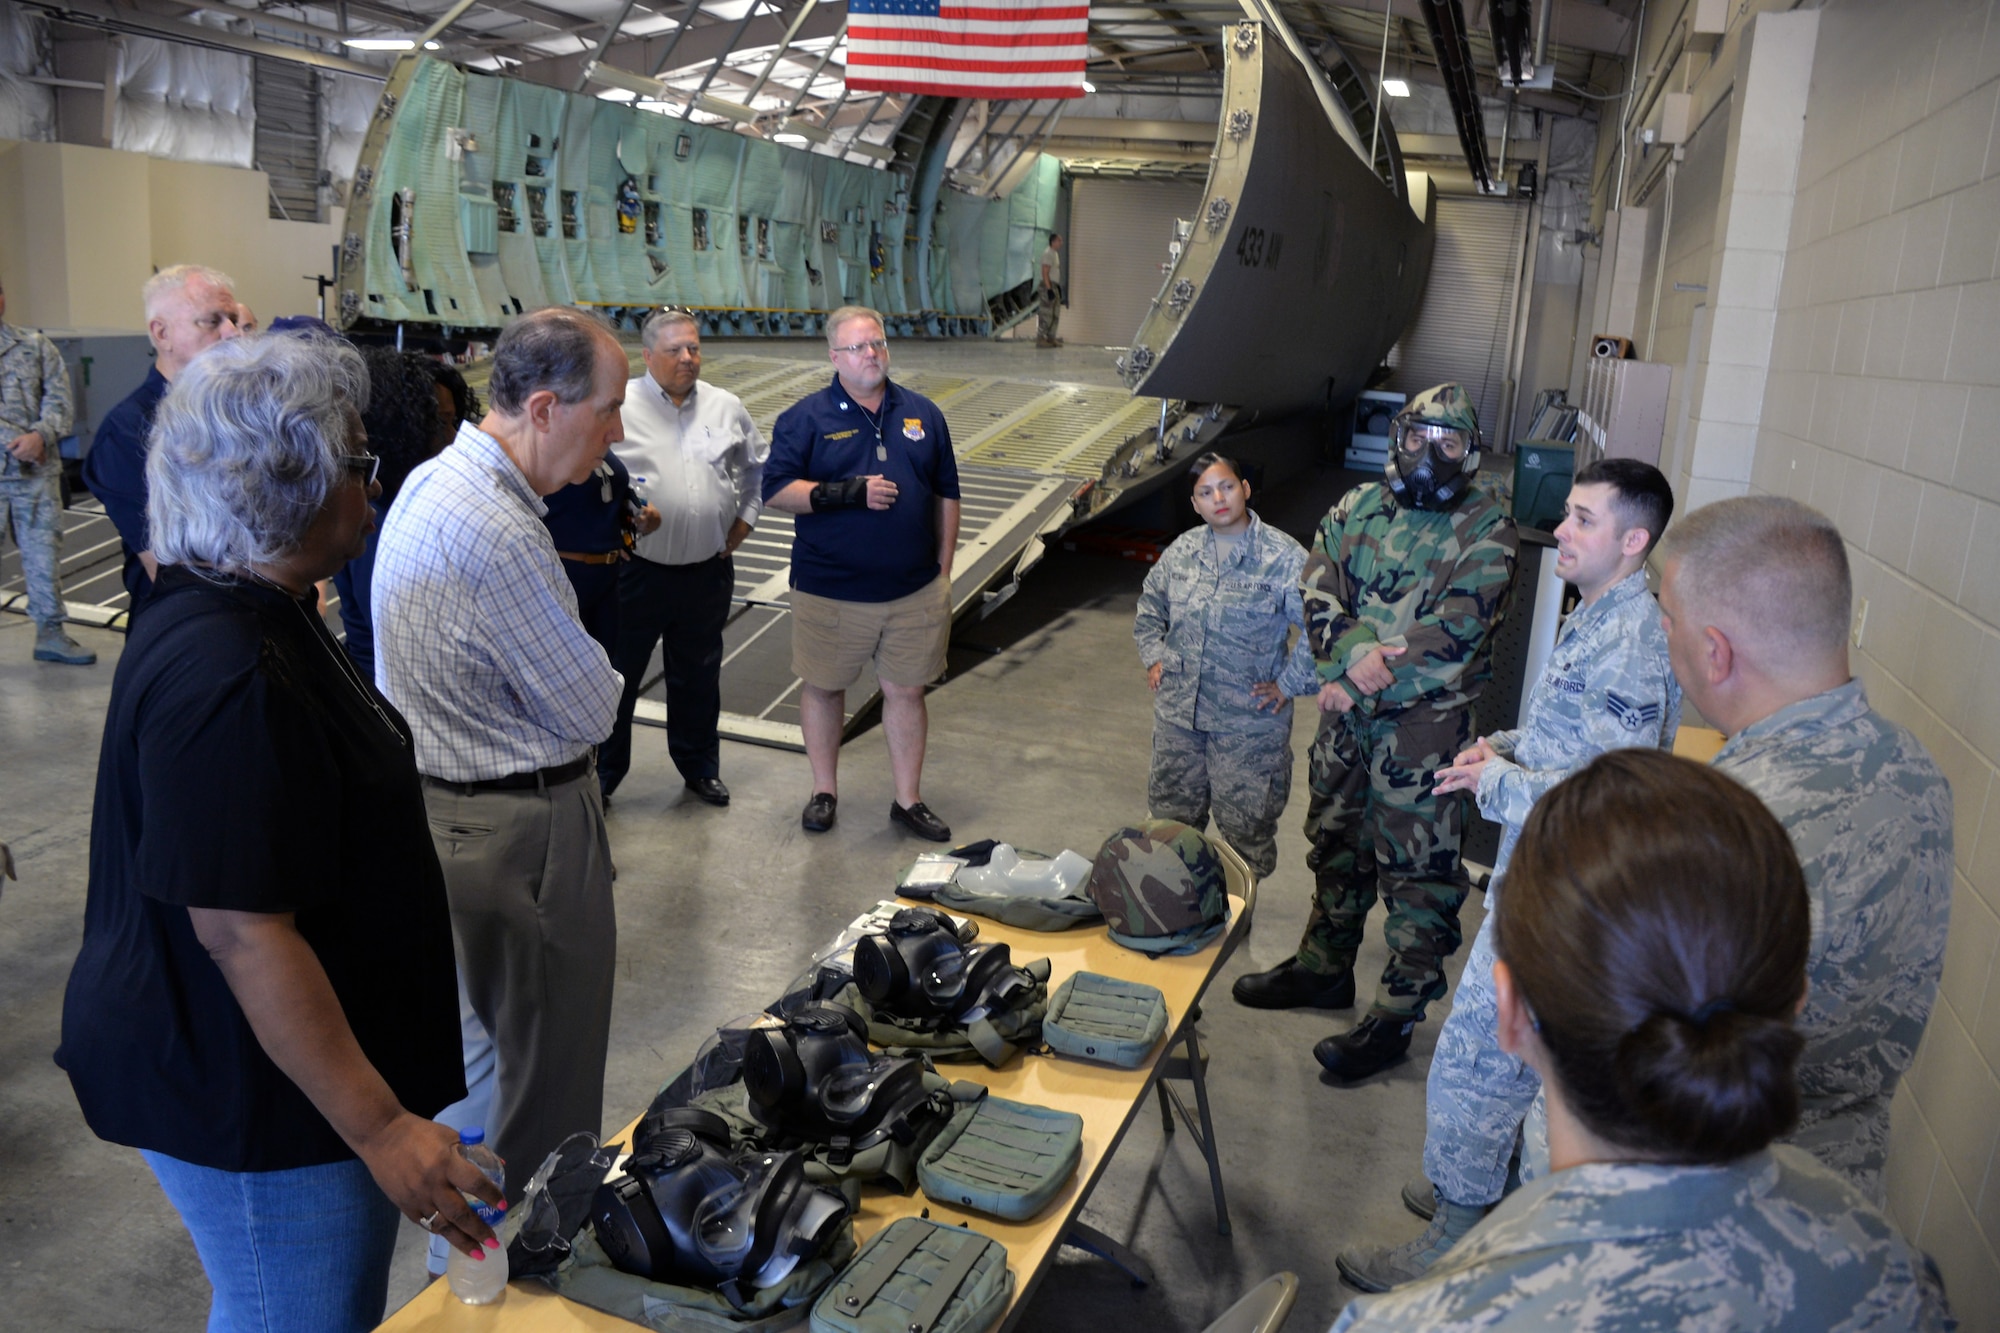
742 1005 945 1157
1384 416 1478 511
852 908 1038 1027
589 1107 847 1300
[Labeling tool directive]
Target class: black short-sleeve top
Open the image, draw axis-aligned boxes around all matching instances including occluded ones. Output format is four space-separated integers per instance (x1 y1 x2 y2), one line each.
58 566 465 1172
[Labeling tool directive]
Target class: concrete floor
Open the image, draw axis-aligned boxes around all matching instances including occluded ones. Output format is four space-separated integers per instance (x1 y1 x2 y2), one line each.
0 406 1484 1331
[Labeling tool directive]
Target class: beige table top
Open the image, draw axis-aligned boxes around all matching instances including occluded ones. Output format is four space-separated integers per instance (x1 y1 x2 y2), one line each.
379 862 1255 1332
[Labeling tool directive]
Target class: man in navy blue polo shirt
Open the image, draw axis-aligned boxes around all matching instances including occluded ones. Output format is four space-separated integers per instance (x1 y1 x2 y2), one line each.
764 306 961 840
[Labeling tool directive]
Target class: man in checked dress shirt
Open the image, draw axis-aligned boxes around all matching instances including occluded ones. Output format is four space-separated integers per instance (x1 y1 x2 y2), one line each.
373 306 626 1200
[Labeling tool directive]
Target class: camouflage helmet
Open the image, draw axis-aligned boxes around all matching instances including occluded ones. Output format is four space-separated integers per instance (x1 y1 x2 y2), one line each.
1087 820 1229 954
1400 382 1480 438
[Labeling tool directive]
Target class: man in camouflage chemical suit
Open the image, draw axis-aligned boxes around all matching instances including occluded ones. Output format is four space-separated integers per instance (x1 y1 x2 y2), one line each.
1232 383 1517 1082
1655 496 1950 1198
1336 458 1682 1293
0 278 92 665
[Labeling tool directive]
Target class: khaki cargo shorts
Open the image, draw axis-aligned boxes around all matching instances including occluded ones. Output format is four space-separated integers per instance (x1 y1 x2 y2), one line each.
791 573 950 691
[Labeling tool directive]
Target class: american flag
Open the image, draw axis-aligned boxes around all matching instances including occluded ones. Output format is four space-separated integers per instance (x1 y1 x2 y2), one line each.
845 0 1090 99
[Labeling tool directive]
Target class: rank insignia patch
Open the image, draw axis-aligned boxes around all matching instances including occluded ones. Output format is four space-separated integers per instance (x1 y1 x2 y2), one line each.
1606 691 1662 732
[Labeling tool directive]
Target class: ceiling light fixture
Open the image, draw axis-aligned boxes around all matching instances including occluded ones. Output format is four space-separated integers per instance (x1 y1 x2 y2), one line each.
343 36 439 50
1382 77 1411 97
773 132 809 145
1081 80 1096 92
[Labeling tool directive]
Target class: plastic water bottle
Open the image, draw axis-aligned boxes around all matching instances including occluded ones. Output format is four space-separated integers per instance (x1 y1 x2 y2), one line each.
446 1127 509 1305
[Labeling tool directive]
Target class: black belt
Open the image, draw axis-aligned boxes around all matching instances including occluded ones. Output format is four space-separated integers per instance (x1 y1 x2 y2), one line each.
422 753 592 795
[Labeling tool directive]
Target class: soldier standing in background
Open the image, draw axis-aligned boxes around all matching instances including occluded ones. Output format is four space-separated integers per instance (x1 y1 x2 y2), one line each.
1036 234 1064 349
1233 383 1518 1082
0 277 92 665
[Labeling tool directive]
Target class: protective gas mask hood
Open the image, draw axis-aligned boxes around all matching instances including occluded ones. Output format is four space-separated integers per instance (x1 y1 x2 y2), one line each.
852 907 1039 1027
1384 417 1479 512
741 1004 944 1157
589 1107 847 1301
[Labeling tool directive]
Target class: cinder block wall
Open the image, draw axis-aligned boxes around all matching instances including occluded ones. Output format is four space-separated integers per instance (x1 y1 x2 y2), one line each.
1752 2 2000 1321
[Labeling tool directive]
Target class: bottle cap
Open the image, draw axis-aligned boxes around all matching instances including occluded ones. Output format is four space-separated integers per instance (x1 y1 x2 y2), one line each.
460 1126 485 1146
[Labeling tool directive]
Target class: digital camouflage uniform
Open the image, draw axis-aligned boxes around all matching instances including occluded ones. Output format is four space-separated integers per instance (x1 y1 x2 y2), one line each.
1424 570 1680 1207
0 320 76 630
1134 512 1316 878
1294 473 1517 1020
1330 1146 1954 1332
1521 679 1954 1202
1713 680 1952 1199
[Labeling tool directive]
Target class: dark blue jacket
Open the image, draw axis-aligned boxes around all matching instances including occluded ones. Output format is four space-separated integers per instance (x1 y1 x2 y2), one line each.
764 375 959 602
82 366 168 610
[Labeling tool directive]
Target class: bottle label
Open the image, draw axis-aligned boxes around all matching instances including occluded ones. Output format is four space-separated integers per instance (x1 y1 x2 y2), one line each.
468 1197 505 1228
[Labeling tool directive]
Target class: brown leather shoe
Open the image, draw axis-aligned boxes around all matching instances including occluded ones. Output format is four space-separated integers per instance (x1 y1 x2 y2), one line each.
802 792 837 832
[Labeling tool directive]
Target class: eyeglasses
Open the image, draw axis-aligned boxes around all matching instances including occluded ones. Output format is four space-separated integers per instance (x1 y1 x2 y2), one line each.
832 338 889 356
340 451 381 486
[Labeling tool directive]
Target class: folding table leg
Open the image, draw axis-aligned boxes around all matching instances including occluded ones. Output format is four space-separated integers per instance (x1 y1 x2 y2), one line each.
1157 1023 1232 1236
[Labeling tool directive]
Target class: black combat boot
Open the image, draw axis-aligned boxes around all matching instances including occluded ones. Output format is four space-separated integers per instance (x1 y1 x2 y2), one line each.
1313 1014 1414 1078
1231 960 1356 1010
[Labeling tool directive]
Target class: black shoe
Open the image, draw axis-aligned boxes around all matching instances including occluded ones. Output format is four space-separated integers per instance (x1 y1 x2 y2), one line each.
802 792 837 833
1314 1015 1415 1080
685 777 731 806
890 801 951 842
1231 960 1356 1011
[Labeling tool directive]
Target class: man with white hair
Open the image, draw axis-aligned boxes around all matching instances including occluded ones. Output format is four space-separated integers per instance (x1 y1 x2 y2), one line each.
83 264 243 614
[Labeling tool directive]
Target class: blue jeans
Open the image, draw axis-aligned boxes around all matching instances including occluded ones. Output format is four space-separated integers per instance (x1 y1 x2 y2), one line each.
141 1150 399 1333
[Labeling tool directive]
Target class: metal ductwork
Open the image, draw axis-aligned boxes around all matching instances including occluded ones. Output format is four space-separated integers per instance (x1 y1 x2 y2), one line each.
1417 0 1493 192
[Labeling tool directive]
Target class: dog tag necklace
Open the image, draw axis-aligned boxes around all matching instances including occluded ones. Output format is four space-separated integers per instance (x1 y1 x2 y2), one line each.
857 398 888 460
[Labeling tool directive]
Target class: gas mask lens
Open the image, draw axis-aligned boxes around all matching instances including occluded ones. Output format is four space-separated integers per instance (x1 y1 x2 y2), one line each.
692 1177 755 1266
917 947 967 1002
1396 421 1469 460
820 1056 894 1123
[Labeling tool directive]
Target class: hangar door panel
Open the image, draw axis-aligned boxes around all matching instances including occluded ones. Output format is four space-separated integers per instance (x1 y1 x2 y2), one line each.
1066 177 1204 347
1386 196 1527 439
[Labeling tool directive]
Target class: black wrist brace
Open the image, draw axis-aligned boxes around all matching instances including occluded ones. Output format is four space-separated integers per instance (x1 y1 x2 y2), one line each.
810 477 869 511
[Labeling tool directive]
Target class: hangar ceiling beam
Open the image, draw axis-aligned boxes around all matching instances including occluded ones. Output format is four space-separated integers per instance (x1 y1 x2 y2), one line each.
573 0 644 90
499 3 846 91
14 0 386 76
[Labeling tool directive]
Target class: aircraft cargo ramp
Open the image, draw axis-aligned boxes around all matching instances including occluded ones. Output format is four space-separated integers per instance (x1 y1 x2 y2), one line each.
1 345 1175 751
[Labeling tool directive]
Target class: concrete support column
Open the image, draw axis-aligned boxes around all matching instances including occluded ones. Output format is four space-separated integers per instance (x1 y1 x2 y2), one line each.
1679 9 1820 510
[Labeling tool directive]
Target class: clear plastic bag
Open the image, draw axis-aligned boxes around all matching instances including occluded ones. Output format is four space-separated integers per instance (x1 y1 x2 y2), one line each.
952 845 1092 899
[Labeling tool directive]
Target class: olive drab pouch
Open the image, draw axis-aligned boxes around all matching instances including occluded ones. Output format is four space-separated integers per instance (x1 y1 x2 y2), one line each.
809 1217 1013 1333
1039 972 1169 1068
917 1092 1083 1222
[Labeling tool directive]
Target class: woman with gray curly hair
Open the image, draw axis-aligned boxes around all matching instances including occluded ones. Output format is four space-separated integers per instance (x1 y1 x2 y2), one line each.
57 334 504 1332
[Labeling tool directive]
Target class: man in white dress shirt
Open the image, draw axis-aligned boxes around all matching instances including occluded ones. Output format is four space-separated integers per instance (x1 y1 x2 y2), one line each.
597 306 767 807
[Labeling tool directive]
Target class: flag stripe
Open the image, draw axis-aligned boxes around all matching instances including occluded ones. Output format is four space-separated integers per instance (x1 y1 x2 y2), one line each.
852 26 1088 43
852 19 1088 36
850 52 1086 72
937 4 1090 17
847 76 1087 95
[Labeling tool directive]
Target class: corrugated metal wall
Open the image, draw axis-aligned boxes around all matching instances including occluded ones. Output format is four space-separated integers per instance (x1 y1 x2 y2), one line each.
1386 195 1529 440
253 58 320 221
1065 177 1204 347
